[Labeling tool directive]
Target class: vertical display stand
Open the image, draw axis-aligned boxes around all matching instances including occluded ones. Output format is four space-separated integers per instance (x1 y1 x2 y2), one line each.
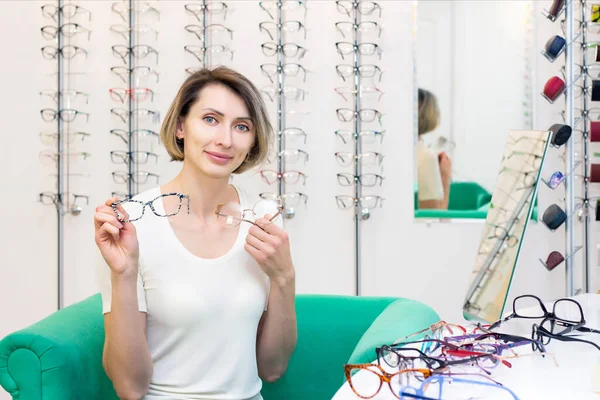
202 0 208 66
563 0 577 296
127 0 136 198
56 0 65 310
353 5 362 296
277 3 285 201
579 0 592 293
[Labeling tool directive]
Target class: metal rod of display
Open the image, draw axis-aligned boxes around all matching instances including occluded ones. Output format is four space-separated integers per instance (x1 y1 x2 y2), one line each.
353 4 362 296
128 0 135 198
202 0 208 66
564 0 576 296
57 0 64 310
581 0 591 293
277 3 285 200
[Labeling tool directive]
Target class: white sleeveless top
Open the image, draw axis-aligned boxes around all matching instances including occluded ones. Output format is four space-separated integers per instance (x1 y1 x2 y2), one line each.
99 184 270 400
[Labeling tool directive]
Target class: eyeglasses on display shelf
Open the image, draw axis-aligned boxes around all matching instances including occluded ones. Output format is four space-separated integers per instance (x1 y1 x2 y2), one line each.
184 2 234 72
110 1 161 200
258 1 309 221
40 2 93 310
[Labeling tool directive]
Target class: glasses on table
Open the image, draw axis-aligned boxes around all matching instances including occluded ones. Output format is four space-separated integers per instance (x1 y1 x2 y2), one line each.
112 171 159 184
260 170 307 185
400 375 520 400
215 199 283 228
41 23 91 40
112 193 189 223
489 294 586 334
532 319 600 351
344 363 431 400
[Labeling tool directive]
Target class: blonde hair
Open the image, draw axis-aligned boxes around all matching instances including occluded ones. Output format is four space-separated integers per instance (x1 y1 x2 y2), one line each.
418 88 440 136
160 66 273 174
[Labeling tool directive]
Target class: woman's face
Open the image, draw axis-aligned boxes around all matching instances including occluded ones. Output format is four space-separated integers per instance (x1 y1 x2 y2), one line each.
177 83 256 179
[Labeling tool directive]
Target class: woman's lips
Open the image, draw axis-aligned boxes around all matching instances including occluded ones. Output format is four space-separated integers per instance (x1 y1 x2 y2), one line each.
205 150 233 165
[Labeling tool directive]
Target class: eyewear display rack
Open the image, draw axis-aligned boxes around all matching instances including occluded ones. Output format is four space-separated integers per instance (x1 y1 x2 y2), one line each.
126 0 137 198
541 0 589 296
577 0 592 293
275 3 286 202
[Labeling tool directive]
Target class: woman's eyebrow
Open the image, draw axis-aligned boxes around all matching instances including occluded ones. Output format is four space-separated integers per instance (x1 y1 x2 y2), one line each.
202 107 251 121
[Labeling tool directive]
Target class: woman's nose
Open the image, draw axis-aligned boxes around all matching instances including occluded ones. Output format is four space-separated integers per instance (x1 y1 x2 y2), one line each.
214 126 233 147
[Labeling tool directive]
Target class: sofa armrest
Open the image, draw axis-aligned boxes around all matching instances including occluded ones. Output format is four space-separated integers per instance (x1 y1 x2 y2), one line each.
0 294 117 400
261 294 399 400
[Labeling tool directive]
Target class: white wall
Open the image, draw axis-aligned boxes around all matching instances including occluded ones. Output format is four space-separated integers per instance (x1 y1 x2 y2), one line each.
0 4 597 400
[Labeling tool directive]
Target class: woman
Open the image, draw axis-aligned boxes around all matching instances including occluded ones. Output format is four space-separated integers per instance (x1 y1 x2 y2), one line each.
416 88 452 210
94 67 297 400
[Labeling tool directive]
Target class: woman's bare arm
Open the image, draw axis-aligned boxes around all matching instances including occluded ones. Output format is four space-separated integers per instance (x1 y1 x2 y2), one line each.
103 274 153 400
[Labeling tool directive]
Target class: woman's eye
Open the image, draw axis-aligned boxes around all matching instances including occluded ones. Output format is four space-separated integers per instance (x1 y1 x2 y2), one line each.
237 124 249 132
204 116 217 124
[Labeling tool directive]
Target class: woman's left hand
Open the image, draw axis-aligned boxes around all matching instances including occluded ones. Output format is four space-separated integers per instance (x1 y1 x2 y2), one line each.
245 216 295 285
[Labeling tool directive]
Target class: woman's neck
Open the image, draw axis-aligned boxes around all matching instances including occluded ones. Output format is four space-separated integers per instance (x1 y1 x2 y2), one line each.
165 164 236 223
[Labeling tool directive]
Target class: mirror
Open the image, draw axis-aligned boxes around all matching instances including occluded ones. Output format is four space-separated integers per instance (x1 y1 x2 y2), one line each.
463 129 550 323
414 1 534 218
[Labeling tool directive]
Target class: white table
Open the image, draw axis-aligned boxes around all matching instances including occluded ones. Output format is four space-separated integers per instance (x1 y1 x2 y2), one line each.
332 294 600 400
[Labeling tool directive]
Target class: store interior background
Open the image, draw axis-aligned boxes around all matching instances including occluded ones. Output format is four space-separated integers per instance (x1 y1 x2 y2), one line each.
0 2 592 395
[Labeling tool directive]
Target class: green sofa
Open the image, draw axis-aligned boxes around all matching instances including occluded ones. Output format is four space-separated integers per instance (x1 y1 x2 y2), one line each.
0 293 439 400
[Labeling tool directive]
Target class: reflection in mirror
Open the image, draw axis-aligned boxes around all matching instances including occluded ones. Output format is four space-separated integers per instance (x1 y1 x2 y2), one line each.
463 130 550 323
414 1 534 218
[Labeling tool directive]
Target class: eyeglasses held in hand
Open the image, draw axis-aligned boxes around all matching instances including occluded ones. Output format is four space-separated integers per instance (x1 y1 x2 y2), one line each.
112 193 189 223
215 199 283 228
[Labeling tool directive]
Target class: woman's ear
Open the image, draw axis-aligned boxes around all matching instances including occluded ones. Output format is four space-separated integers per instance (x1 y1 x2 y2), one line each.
176 119 184 140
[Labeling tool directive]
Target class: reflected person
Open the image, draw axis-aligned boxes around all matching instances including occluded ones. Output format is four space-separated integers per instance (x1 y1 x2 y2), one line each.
416 88 451 210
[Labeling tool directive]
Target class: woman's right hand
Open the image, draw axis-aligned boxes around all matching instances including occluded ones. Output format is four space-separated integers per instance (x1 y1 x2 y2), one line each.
438 151 452 182
94 197 140 277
